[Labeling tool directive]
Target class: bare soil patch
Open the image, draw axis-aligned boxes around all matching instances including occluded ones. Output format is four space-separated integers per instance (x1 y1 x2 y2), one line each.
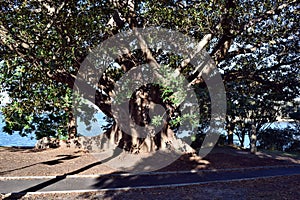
2 175 299 200
0 146 299 177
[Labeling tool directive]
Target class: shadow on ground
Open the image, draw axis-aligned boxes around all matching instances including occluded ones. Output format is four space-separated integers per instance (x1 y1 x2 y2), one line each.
2 146 300 200
0 155 80 175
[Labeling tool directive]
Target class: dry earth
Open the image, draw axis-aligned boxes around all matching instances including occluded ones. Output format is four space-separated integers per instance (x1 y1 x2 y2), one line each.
0 145 299 177
6 175 299 200
0 145 299 199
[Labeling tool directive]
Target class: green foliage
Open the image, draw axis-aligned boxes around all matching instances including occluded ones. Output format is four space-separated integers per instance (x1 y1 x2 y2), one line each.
0 0 299 149
157 64 186 106
257 127 300 151
0 58 72 138
151 115 164 127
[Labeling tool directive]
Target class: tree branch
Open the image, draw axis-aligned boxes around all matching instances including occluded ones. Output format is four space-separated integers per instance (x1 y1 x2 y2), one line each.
46 69 113 117
238 0 297 36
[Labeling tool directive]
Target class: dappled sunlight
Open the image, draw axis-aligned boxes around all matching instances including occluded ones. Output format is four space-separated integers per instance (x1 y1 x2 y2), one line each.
189 155 211 170
2 145 299 177
91 149 206 173
1 145 300 200
256 151 300 164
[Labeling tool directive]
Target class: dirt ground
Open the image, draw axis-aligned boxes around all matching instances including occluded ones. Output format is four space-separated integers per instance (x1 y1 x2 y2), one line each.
0 145 299 177
7 175 299 200
1 146 300 200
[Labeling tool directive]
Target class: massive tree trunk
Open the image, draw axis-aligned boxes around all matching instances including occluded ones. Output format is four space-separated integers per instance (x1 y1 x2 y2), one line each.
43 0 206 153
73 83 192 154
77 114 188 154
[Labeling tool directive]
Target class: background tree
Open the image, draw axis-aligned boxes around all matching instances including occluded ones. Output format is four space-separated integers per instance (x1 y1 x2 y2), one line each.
0 0 299 154
257 127 300 151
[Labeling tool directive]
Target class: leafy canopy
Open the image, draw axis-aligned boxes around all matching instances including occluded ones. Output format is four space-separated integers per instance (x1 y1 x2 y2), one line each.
0 0 299 141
